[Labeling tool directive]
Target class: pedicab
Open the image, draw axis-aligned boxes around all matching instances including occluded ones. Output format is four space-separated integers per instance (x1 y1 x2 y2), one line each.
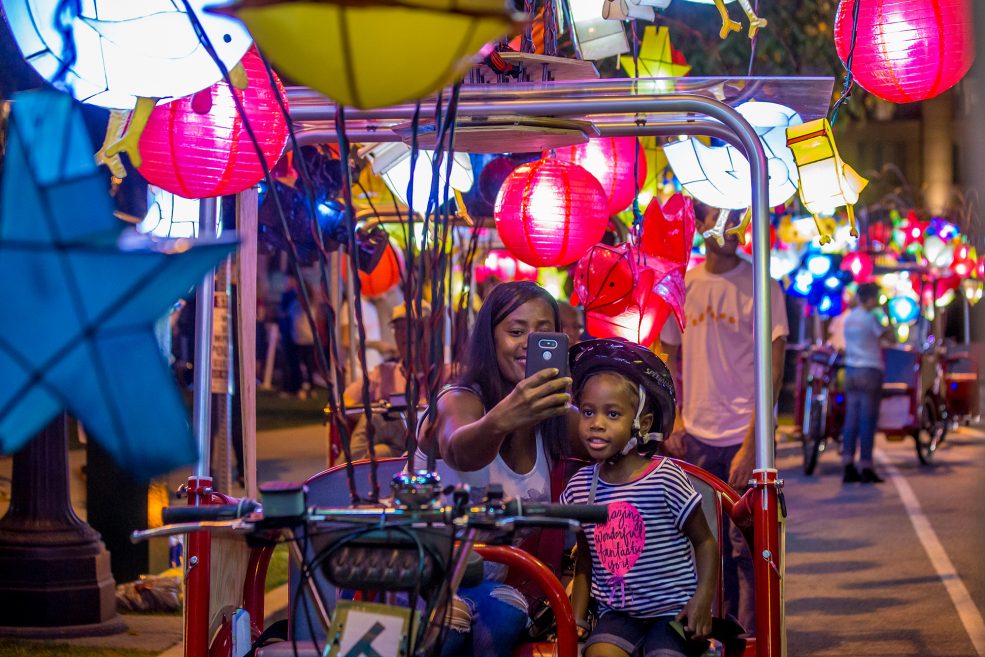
132 71 844 657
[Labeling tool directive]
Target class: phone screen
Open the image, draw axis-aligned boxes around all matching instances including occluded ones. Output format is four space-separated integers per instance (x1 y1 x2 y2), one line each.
524 332 570 379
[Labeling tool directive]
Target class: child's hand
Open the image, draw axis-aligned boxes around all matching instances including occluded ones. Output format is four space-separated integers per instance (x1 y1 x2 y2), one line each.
676 596 712 640
575 619 591 641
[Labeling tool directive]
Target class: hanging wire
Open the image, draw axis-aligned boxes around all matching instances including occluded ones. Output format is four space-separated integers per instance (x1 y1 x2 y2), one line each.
746 0 761 76
829 0 862 126
335 106 381 502
178 1 362 500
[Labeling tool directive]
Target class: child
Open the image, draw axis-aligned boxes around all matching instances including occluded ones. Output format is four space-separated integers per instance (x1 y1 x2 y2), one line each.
561 339 719 657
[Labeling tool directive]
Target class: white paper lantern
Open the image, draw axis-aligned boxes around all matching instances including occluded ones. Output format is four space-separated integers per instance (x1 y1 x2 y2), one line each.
3 0 253 109
664 101 802 209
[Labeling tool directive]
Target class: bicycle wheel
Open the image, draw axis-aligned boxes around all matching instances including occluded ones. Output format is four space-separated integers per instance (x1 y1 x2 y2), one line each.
803 399 824 475
914 398 947 465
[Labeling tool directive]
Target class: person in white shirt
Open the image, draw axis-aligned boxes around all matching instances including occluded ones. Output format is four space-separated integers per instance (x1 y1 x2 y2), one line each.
840 283 891 483
660 206 788 635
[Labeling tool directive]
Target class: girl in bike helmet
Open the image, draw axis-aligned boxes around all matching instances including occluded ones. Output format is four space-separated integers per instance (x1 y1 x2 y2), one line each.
560 338 719 657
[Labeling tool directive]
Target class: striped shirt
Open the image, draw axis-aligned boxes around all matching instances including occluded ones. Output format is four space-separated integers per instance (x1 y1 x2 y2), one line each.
561 458 701 619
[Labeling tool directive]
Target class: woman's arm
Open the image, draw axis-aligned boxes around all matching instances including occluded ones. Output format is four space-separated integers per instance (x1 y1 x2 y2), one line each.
677 507 719 640
571 531 593 637
429 369 572 471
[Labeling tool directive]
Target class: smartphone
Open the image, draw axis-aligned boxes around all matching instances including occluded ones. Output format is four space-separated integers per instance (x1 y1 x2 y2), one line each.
524 332 570 379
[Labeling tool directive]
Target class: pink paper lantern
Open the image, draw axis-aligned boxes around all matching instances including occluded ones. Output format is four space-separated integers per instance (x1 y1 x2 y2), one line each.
834 0 974 103
138 47 289 199
552 137 647 216
841 252 873 283
475 249 539 284
494 159 609 267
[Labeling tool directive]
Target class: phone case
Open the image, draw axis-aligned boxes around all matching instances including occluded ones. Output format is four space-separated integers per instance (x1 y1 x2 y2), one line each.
525 332 570 379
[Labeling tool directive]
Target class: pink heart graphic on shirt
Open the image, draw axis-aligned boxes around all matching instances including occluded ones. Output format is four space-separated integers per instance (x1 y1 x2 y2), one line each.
595 501 645 577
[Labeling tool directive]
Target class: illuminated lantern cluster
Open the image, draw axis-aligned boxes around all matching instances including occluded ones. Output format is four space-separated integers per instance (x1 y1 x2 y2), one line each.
475 250 538 284
494 159 608 267
553 137 646 216
834 0 975 104
138 47 289 199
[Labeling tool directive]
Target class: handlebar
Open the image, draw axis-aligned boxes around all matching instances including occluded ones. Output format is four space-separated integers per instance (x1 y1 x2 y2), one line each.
504 500 609 524
160 500 259 524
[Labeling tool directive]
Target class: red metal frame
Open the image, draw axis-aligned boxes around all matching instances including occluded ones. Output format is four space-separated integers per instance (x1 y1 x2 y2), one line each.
184 478 276 657
475 545 578 657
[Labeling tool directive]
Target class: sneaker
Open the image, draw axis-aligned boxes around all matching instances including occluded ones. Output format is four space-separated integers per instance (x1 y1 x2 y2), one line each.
860 468 885 484
843 464 861 483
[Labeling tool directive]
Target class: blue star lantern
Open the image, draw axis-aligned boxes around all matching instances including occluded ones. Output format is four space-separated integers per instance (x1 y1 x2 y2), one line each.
0 90 237 479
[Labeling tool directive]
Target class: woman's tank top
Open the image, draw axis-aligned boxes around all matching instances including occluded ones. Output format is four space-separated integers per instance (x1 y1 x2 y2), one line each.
412 385 551 504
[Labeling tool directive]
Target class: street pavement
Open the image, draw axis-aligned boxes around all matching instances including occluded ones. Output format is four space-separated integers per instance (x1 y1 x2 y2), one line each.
0 421 983 656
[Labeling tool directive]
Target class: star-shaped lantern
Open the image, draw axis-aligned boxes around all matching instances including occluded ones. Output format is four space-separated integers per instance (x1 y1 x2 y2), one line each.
0 90 236 479
620 26 690 81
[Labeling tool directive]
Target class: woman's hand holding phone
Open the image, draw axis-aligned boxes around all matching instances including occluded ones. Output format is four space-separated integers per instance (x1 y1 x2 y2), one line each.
488 368 572 434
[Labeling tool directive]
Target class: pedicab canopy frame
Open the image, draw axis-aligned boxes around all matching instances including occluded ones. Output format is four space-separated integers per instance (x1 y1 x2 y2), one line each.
192 76 832 657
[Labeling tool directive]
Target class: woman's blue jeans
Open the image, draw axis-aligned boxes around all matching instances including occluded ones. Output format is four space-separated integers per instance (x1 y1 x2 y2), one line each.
842 366 884 469
439 580 528 657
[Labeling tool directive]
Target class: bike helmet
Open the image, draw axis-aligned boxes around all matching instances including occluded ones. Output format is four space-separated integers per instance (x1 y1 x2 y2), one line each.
570 338 677 440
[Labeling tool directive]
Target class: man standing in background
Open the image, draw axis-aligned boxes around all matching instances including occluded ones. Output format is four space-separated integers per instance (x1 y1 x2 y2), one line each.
660 206 788 634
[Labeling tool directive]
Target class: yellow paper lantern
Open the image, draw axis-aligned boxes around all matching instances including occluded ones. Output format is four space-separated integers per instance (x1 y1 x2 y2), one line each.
222 0 521 109
786 118 868 246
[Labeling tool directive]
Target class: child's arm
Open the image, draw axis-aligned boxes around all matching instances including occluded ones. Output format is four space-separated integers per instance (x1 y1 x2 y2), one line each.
677 507 719 640
571 531 593 639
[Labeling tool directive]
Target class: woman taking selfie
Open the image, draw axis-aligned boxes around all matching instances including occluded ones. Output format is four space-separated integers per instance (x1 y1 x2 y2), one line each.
415 280 577 657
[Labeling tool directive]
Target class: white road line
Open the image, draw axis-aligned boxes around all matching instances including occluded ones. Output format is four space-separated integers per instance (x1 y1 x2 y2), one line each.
875 448 985 657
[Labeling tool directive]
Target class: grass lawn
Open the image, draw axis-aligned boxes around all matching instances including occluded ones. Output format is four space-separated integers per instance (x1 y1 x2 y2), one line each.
265 543 290 592
256 389 325 432
0 641 157 657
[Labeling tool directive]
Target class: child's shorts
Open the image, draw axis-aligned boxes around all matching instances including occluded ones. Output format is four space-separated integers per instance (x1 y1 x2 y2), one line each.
585 611 708 657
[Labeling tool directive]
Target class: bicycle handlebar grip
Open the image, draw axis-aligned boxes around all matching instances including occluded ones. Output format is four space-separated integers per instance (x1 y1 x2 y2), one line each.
505 501 609 524
161 500 258 524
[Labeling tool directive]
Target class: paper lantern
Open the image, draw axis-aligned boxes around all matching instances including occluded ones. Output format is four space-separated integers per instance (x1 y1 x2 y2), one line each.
638 193 695 267
365 142 473 209
553 137 646 216
344 241 403 298
620 25 690 84
568 0 629 60
962 279 983 306
680 0 769 39
494 159 609 267
573 242 638 316
223 0 518 109
923 235 955 269
585 256 685 347
137 48 288 199
665 101 802 213
834 0 974 104
475 250 538 284
137 187 212 239
786 118 868 245
841 252 873 283
2 0 253 109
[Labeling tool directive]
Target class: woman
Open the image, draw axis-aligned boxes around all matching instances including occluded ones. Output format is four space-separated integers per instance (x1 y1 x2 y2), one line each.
415 281 576 657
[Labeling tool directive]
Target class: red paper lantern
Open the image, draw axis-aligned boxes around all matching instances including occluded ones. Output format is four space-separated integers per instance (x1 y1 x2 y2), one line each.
585 257 685 347
639 193 695 266
475 249 539 284
834 0 974 103
977 256 985 279
573 242 638 316
138 47 289 199
494 159 609 267
553 137 647 216
344 241 403 298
